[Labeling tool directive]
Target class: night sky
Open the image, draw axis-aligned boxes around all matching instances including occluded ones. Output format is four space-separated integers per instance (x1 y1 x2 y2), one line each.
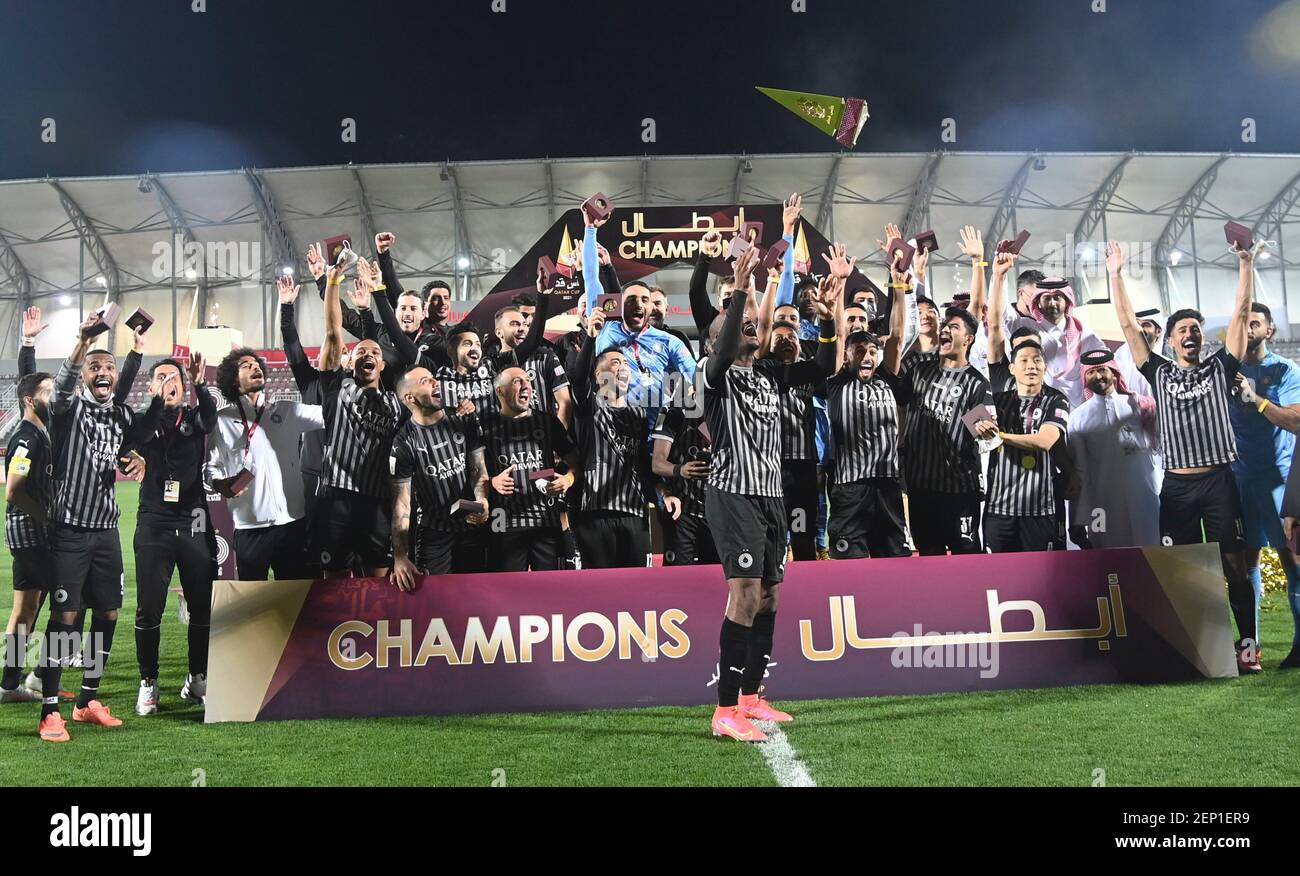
3 0 1300 181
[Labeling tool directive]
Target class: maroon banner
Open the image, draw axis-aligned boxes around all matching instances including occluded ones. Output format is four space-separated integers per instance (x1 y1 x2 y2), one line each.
207 544 1237 723
463 204 880 336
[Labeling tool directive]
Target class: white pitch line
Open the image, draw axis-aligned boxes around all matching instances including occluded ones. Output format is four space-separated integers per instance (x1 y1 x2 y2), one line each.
754 721 817 787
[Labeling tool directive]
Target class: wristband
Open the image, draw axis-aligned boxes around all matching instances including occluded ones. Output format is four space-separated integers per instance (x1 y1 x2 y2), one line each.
21 337 34 348
819 335 838 344
977 261 989 267
374 284 386 293
326 277 342 287
888 283 912 290
1258 399 1271 414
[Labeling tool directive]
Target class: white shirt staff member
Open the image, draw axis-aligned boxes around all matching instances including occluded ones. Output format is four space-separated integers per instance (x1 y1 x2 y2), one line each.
205 346 323 581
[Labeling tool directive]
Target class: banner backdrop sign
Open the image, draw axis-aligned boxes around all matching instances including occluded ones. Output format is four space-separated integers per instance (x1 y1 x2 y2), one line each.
463 205 880 335
207 544 1237 723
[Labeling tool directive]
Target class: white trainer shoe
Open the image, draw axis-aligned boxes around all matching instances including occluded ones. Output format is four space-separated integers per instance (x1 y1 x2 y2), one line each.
0 684 40 703
136 679 159 716
180 673 206 705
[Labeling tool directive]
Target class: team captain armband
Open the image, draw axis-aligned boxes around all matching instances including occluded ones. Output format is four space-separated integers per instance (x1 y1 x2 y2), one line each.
8 453 31 477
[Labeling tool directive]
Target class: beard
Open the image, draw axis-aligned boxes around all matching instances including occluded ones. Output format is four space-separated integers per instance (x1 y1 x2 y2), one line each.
31 399 50 425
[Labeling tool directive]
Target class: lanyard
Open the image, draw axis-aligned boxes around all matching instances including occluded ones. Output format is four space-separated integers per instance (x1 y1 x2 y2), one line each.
239 401 266 460
627 336 648 375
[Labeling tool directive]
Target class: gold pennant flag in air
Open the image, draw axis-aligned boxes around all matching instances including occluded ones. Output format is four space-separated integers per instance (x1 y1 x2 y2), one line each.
756 86 869 149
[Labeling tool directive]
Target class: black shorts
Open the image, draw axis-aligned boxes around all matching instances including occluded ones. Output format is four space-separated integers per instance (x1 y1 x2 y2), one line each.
490 527 562 572
235 519 310 581
11 545 51 592
828 478 909 559
313 487 393 572
704 486 786 583
983 513 1065 554
663 513 720 566
416 527 488 575
48 525 124 613
574 512 650 569
907 488 983 556
1160 467 1246 554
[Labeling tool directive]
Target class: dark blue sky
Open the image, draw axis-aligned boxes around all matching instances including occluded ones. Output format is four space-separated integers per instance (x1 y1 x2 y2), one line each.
3 0 1299 180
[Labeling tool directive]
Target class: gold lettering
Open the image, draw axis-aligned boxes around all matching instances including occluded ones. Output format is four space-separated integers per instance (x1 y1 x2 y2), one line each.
327 620 374 671
799 596 846 661
413 618 460 666
617 610 657 660
375 619 412 668
566 612 616 662
519 614 549 663
659 608 690 658
460 616 518 665
551 613 565 662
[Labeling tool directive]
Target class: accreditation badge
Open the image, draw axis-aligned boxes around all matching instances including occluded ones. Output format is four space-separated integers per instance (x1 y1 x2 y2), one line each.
164 480 181 503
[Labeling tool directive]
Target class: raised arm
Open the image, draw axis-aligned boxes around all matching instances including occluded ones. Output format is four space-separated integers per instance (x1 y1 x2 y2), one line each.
114 328 145 405
53 312 108 415
1106 240 1150 371
986 249 1017 365
775 194 800 307
18 306 47 378
279 277 320 394
319 252 347 373
1225 245 1255 361
581 209 607 315
362 257 419 366
189 352 218 434
689 232 722 335
957 225 988 321
704 248 758 387
884 263 909 375
515 291 552 364
374 232 403 308
567 309 603 407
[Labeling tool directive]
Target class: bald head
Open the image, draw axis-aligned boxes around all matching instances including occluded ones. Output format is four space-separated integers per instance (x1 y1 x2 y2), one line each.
495 366 532 416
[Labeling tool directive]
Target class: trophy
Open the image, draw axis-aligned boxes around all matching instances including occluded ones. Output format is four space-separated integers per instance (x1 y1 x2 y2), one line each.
323 233 355 267
582 193 615 224
85 302 121 338
762 239 790 272
125 307 155 334
1224 220 1254 252
914 230 939 255
886 238 915 273
996 230 1031 255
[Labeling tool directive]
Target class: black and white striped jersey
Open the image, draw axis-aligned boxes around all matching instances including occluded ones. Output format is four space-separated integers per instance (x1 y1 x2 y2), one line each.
319 369 405 498
390 415 483 533
478 409 575 530
985 387 1071 517
699 357 825 497
827 368 902 484
49 361 135 530
650 406 710 519
436 365 499 418
897 357 992 494
777 372 819 461
1140 349 1239 470
574 397 651 517
5 420 53 549
523 347 569 418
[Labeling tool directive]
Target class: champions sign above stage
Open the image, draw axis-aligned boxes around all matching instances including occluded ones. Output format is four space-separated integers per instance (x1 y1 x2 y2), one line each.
462 203 878 334
206 544 1238 723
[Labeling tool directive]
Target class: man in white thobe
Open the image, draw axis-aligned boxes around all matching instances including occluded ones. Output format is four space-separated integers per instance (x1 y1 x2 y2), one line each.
1067 348 1161 549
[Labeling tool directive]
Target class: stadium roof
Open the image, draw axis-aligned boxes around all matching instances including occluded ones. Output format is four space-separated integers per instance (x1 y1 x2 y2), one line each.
2 150 1299 355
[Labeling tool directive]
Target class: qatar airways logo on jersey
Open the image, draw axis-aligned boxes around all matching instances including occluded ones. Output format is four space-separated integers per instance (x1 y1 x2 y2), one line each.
921 398 957 423
347 405 398 435
497 448 543 469
423 451 466 478
1164 375 1214 402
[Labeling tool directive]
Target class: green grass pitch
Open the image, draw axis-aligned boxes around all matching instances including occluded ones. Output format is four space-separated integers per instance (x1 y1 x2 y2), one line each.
0 482 1297 787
